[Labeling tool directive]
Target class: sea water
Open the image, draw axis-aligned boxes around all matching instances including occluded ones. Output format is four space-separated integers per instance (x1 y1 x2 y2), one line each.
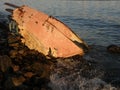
0 0 120 46
0 0 120 90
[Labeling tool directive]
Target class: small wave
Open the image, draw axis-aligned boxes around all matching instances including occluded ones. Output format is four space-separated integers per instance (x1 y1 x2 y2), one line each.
49 45 120 90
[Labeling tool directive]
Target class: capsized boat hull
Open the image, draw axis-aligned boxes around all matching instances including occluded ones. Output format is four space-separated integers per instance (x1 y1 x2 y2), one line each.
5 3 88 58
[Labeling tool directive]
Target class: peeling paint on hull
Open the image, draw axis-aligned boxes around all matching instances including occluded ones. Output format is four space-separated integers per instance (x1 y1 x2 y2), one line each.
5 3 88 58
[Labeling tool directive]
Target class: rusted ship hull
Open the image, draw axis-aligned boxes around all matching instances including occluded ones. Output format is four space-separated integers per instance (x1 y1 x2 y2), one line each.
5 3 88 58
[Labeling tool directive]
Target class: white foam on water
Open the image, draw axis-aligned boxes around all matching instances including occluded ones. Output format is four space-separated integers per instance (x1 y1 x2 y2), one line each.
49 73 116 90
48 46 120 90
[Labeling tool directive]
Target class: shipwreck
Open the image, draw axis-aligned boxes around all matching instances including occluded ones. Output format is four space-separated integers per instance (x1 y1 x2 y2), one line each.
5 3 88 58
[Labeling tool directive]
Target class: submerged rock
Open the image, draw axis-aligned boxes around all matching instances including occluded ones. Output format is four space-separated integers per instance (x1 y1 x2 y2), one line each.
107 45 120 54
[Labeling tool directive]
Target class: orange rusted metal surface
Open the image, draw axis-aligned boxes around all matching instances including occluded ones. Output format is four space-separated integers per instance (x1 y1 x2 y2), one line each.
5 3 88 58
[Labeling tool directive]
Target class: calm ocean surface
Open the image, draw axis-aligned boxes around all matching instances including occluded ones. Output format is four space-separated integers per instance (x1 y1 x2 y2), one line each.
0 0 120 46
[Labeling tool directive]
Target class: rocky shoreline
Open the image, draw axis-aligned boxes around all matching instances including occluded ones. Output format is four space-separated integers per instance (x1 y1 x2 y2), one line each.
0 16 120 90
0 22 95 90
0 21 55 89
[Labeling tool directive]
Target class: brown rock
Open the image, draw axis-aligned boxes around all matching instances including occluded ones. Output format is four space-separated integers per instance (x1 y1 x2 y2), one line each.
41 88 46 90
12 65 20 72
9 50 18 58
24 72 34 78
40 64 50 78
107 45 120 54
31 62 43 72
9 43 19 47
0 55 12 72
18 49 25 55
12 76 26 86
8 34 21 44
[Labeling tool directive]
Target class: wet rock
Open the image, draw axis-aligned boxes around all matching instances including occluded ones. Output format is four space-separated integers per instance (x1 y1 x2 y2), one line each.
8 34 21 44
9 43 19 47
9 50 18 58
0 71 4 90
31 62 43 73
41 88 47 90
4 77 15 89
12 76 26 86
52 55 100 79
12 65 20 72
0 17 53 90
40 64 51 79
107 45 120 54
24 72 34 78
0 55 12 72
18 49 25 55
33 87 40 90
